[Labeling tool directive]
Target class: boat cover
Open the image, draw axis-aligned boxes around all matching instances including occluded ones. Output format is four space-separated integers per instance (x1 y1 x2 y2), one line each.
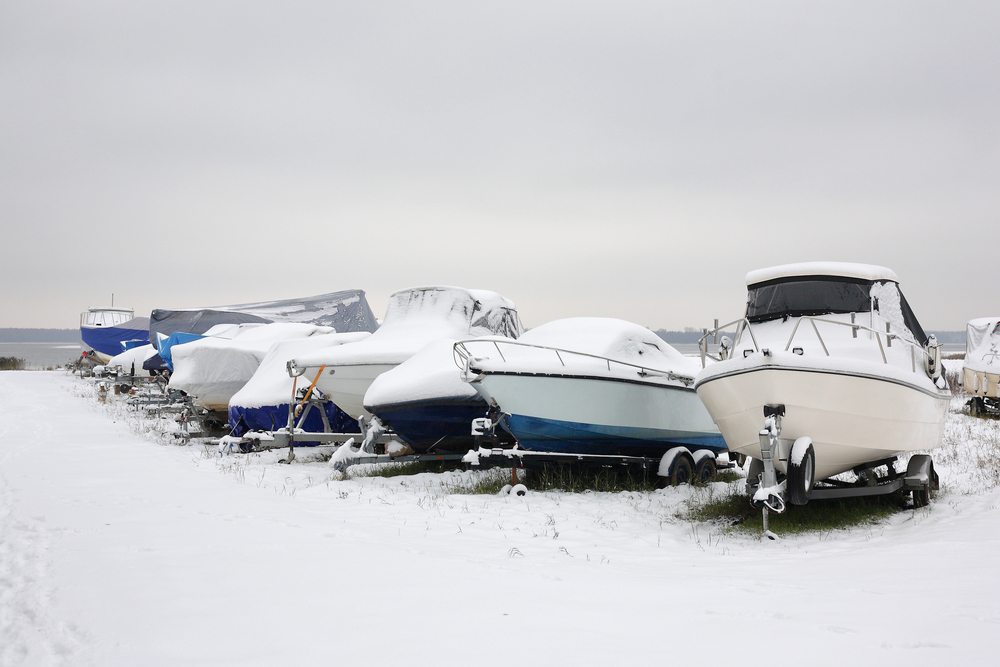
228 331 372 437
80 316 151 357
148 289 378 342
965 318 1000 374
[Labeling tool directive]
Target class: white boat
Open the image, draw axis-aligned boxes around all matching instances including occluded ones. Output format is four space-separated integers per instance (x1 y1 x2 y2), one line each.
288 287 523 420
455 318 727 465
962 317 1000 415
168 323 337 411
694 262 949 508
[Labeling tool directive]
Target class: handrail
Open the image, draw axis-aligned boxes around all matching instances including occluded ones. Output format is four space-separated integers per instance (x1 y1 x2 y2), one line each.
698 314 934 374
453 339 696 386
698 318 756 367
782 316 929 368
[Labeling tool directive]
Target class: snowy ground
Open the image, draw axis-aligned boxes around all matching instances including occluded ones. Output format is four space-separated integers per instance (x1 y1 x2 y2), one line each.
3 370 1000 666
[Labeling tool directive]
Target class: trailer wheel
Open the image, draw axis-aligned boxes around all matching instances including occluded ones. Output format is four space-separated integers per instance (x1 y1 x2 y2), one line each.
747 458 763 500
511 484 527 497
695 456 717 484
907 456 935 508
666 454 694 486
787 438 815 506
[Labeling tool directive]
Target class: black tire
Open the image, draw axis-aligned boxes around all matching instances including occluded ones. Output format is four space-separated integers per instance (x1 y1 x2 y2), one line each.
787 440 815 506
746 458 763 498
695 456 717 485
667 454 694 486
912 459 935 508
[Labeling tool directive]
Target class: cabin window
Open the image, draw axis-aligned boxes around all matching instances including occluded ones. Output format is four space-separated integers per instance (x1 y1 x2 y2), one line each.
746 279 872 323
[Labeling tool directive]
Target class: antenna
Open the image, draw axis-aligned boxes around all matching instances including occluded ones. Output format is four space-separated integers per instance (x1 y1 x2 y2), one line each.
112 293 114 307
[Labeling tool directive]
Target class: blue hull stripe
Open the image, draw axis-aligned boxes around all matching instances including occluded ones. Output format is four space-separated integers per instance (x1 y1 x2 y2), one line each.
502 414 728 457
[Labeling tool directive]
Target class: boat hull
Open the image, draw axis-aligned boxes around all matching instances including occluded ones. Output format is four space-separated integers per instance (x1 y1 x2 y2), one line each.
695 362 950 480
472 373 727 457
81 319 150 362
311 363 396 420
369 399 514 453
963 366 999 399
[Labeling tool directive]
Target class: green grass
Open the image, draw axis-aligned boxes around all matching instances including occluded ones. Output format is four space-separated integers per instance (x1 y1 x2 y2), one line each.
683 482 912 535
0 356 27 370
348 459 465 478
517 462 665 493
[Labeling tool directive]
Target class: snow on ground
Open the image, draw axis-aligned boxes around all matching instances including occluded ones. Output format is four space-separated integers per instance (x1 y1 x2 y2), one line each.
3 370 1000 666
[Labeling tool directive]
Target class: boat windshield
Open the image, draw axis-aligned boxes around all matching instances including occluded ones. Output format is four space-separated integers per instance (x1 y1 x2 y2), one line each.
746 278 872 323
746 277 929 345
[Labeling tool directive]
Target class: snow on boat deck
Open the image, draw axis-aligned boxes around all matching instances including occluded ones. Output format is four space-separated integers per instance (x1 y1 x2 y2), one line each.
2 370 1000 665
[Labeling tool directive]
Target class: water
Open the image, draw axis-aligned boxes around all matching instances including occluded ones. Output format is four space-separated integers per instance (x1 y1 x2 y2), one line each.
0 342 83 369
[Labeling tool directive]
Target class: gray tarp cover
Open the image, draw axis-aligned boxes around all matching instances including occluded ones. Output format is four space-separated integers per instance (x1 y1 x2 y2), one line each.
148 289 379 342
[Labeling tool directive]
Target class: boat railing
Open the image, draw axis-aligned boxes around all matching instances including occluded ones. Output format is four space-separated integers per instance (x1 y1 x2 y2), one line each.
698 315 940 377
453 339 696 387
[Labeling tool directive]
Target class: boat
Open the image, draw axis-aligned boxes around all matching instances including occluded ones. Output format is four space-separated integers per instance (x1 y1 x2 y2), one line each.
288 286 523 421
693 262 949 510
167 323 338 412
228 331 372 437
454 317 727 466
363 338 517 453
80 306 150 363
148 288 378 347
963 317 1000 416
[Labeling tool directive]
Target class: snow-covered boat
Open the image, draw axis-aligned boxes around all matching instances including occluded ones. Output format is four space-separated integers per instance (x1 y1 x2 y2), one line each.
288 287 523 421
454 318 727 463
228 331 372 436
80 306 150 362
168 323 338 412
694 262 949 510
963 317 1000 416
363 338 516 453
148 289 378 347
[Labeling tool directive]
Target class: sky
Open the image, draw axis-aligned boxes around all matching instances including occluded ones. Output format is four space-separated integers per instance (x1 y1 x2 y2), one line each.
2 1 997 331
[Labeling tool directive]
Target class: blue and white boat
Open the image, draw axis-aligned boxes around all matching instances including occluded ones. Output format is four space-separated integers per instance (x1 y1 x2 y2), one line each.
454 318 727 458
80 306 150 363
364 338 516 453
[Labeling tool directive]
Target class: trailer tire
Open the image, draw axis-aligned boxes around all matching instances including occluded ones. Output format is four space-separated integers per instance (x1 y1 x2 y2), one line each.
665 453 694 486
747 458 764 501
695 456 717 484
787 438 815 506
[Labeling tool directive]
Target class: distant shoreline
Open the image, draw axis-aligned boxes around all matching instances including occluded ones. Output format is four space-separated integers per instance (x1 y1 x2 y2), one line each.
0 328 82 343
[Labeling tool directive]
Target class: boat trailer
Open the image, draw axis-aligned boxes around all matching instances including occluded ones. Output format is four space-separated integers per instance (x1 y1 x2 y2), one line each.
750 404 939 540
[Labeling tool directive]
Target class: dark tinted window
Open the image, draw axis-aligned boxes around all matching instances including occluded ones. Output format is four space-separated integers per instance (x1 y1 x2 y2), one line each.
746 279 872 323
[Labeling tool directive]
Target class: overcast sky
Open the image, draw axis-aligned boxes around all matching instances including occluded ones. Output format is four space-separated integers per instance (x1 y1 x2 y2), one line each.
2 1 997 331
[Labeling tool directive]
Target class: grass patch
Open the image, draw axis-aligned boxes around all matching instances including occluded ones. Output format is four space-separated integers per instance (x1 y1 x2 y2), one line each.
446 467 515 495
684 482 912 535
0 356 27 370
348 459 465 478
519 462 664 493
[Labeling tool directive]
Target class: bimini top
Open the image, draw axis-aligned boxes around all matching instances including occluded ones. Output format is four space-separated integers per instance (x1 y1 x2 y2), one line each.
746 262 899 287
743 262 927 344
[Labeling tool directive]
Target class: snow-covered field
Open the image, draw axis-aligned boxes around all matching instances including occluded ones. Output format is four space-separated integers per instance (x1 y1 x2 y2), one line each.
3 370 1000 666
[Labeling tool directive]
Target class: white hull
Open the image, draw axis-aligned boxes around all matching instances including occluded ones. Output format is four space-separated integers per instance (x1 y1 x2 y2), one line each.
477 373 718 435
471 372 726 455
310 363 397 420
963 367 999 399
696 356 950 480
